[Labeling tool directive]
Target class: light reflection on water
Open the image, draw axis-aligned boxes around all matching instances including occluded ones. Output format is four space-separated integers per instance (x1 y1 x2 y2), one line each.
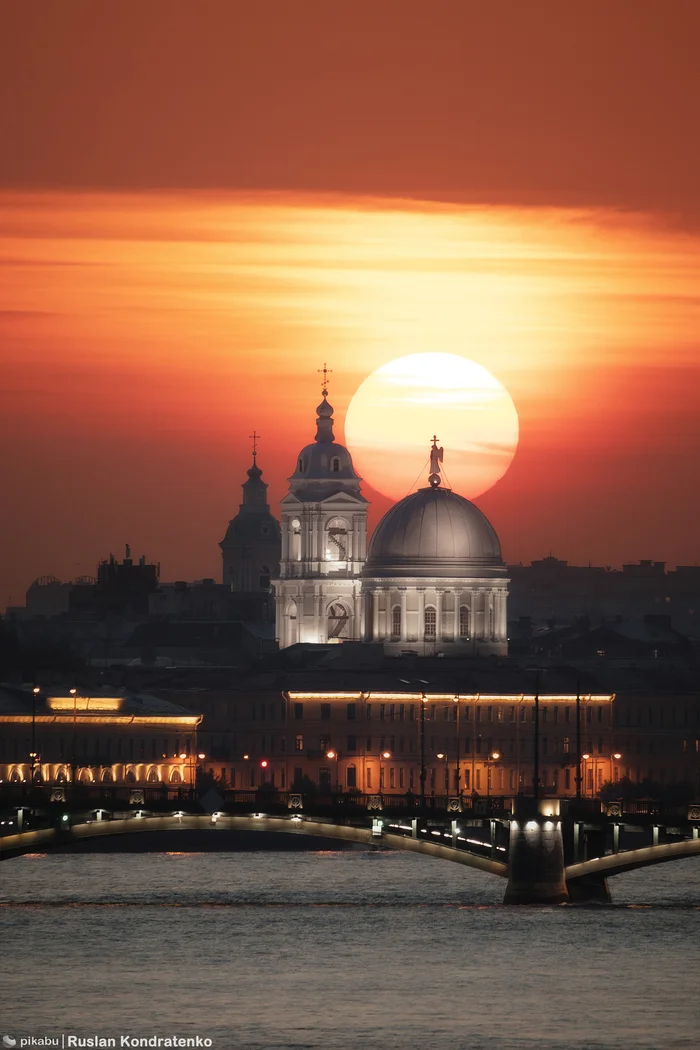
2 850 699 1050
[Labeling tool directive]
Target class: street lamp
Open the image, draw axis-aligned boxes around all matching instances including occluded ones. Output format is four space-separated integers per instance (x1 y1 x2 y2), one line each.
69 688 78 785
436 752 449 794
31 687 40 785
378 750 391 794
453 695 461 798
326 749 340 791
399 678 429 807
486 751 500 798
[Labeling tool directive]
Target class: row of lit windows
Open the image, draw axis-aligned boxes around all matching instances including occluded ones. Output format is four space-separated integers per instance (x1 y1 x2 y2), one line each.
288 701 606 724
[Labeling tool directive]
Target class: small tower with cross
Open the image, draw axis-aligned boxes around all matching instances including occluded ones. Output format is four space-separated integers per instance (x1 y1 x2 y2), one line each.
219 431 281 603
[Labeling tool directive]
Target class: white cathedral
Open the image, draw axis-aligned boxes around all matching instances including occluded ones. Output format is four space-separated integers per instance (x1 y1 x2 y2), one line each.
272 378 509 656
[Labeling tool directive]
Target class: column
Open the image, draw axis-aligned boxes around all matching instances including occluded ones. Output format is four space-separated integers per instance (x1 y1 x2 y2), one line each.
453 588 462 643
400 588 408 642
436 589 444 642
500 588 508 639
372 588 379 641
470 589 479 640
352 588 362 640
417 588 425 643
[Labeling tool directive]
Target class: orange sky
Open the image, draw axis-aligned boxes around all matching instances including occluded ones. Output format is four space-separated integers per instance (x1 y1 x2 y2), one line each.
1 4 700 607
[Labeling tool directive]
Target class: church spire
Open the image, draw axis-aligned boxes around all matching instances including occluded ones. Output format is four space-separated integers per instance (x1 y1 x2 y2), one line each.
241 431 268 508
315 362 335 443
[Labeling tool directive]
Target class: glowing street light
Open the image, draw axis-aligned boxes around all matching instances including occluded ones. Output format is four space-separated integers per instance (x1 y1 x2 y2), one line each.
326 749 340 791
378 750 391 794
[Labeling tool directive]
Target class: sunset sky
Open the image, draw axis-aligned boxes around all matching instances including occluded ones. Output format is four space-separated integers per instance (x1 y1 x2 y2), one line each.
2 2 700 607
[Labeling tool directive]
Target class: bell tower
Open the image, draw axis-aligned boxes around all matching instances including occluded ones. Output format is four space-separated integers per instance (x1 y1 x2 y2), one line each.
272 367 368 647
219 433 281 605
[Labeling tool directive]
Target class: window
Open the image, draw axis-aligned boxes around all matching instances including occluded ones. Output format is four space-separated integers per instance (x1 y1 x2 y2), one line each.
320 703 331 720
259 566 271 589
487 706 493 722
366 703 372 721
391 606 401 639
459 605 470 639
328 602 349 639
298 458 304 472
347 764 357 789
294 735 304 752
347 735 357 751
294 703 304 720
424 606 437 638
367 768 373 789
366 736 372 752
347 702 356 720
564 768 571 790
389 768 395 788
326 518 348 561
563 737 570 754
380 704 385 721
331 457 340 473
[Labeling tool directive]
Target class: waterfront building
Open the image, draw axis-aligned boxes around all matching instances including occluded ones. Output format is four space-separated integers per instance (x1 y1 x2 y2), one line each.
0 685 201 788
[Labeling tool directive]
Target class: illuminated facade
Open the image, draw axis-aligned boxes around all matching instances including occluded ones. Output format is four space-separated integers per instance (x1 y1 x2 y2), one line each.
360 449 509 655
273 386 509 655
0 687 202 788
273 385 368 646
168 686 631 797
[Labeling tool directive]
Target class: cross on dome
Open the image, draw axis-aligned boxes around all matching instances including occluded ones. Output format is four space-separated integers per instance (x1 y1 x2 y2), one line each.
429 435 444 488
317 362 333 398
249 429 260 462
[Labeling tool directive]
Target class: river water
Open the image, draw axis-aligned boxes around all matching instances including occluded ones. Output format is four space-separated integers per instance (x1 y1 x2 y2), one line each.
1 847 699 1050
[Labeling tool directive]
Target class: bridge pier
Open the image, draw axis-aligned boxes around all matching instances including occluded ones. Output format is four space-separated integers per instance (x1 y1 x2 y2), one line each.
567 872 611 904
503 803 569 905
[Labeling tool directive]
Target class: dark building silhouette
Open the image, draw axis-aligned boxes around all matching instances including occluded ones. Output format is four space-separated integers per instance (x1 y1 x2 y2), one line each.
219 449 281 620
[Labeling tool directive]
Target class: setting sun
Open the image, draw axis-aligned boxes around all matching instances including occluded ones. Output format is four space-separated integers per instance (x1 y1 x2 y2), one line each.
344 353 519 502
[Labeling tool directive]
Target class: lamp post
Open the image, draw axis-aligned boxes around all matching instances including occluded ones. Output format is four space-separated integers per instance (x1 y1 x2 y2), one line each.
326 749 341 792
399 677 429 808
378 750 391 794
436 752 449 795
453 695 461 798
30 686 40 786
69 687 78 786
486 751 501 798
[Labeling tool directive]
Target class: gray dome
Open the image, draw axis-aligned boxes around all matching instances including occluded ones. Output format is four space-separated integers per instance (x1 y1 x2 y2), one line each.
291 441 359 483
364 487 504 579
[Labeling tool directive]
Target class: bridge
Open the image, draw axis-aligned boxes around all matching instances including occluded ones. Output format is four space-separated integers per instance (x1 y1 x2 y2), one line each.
1 786 698 903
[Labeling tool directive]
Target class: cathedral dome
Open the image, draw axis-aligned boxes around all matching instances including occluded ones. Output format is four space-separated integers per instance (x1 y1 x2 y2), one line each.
363 486 504 579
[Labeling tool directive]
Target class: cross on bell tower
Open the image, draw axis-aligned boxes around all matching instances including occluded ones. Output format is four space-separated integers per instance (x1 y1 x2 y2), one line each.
317 362 333 398
249 430 260 463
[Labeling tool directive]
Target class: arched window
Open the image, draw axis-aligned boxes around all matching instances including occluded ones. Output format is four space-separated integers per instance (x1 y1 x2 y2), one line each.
347 764 357 789
459 605 470 639
424 605 437 639
170 769 181 784
259 565 270 590
78 768 91 783
325 517 348 561
391 605 401 639
327 601 350 640
147 768 159 783
125 768 136 784
102 768 113 782
331 457 340 473
285 598 298 645
298 457 305 473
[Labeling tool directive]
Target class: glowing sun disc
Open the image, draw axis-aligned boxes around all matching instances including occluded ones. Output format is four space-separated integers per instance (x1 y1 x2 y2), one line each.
344 352 519 502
